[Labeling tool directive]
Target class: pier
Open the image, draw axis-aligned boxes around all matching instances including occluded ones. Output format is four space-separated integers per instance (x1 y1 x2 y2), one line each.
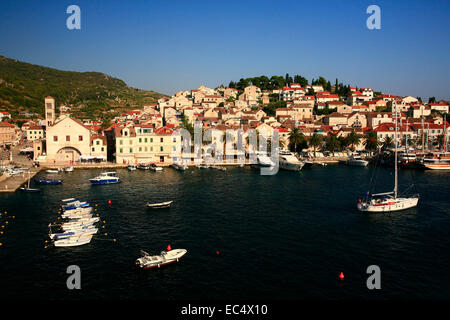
0 168 41 193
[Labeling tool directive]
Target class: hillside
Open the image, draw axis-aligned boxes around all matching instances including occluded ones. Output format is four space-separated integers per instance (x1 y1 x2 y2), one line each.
0 55 166 120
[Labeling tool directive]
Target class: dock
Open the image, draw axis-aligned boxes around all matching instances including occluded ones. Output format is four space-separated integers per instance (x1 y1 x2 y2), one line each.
0 168 41 193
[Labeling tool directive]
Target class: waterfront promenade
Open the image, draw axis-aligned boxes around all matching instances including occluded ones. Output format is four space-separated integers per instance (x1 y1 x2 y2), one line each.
0 155 348 193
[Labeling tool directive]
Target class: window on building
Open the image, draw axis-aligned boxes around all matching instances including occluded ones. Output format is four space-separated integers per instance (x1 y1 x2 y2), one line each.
92 147 95 152
101 147 104 152
130 148 133 153
160 138 164 143
160 146 163 151
54 136 58 142
119 140 123 145
79 135 83 141
119 148 123 153
66 135 70 141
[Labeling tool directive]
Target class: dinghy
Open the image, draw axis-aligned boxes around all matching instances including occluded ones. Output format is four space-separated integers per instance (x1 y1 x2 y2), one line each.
146 200 173 209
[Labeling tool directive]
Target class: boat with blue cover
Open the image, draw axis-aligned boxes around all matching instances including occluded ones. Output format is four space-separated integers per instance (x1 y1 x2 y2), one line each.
89 172 121 184
34 178 63 185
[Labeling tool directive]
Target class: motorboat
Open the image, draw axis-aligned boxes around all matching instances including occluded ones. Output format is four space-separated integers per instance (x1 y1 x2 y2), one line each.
135 249 187 269
197 163 209 169
89 172 121 184
46 169 61 174
127 165 137 171
34 178 63 185
279 151 304 171
53 234 93 247
137 163 150 170
256 152 275 167
211 165 226 171
149 163 163 171
49 227 98 240
62 201 90 210
421 152 450 170
64 166 74 172
346 155 369 167
170 162 188 171
146 200 173 209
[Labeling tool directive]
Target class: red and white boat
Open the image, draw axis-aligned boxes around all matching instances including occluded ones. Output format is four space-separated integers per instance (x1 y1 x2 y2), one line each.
422 152 450 170
135 247 187 269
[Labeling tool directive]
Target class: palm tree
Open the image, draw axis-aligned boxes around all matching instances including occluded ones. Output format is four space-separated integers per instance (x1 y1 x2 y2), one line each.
382 136 394 149
346 130 361 151
325 133 340 155
309 133 323 158
288 128 304 153
363 131 378 152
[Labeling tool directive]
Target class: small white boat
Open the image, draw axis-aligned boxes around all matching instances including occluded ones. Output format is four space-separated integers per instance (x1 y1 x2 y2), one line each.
146 200 173 209
53 234 93 247
136 249 187 269
46 169 60 174
346 155 369 167
211 165 226 171
49 227 98 240
149 163 163 171
170 162 188 171
64 166 74 172
127 165 137 171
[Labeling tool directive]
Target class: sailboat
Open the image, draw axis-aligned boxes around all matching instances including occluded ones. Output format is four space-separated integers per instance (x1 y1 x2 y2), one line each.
19 171 41 193
357 103 419 212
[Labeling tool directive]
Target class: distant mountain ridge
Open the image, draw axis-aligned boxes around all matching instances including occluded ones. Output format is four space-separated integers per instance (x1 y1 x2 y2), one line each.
0 55 166 119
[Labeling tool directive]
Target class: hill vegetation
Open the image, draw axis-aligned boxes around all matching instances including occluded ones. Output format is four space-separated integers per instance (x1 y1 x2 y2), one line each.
0 55 166 120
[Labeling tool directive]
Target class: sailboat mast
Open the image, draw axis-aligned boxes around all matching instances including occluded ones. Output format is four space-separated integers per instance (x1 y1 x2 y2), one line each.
394 103 398 198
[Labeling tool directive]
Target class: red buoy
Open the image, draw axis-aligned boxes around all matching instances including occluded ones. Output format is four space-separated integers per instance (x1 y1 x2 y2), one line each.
108 200 111 207
167 244 172 251
339 272 344 280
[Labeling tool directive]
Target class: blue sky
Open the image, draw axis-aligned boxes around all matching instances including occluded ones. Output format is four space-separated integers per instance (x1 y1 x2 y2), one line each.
0 0 449 100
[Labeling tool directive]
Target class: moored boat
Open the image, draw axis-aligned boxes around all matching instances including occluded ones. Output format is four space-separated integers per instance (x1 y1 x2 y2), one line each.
89 172 121 184
149 163 163 171
346 155 369 167
357 103 419 213
146 200 173 209
64 166 74 172
279 151 304 171
421 152 450 170
34 178 63 185
127 165 137 171
53 234 93 247
135 248 187 269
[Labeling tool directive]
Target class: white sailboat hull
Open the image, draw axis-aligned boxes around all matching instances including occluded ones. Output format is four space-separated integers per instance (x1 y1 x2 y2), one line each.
357 197 419 212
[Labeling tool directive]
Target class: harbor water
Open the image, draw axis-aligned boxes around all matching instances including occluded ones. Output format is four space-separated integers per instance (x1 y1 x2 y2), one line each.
0 165 449 300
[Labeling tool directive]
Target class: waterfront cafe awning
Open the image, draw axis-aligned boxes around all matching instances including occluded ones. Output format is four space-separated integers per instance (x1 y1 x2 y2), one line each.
80 155 95 160
19 147 34 153
95 155 107 160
